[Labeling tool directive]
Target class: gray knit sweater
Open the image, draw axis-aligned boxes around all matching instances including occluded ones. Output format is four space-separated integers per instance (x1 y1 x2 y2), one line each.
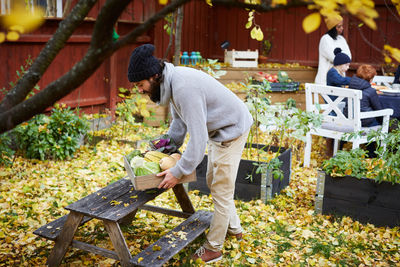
159 63 253 179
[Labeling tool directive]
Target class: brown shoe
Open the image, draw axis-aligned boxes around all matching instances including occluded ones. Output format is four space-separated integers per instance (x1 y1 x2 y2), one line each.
233 232 243 241
192 246 222 263
228 232 243 241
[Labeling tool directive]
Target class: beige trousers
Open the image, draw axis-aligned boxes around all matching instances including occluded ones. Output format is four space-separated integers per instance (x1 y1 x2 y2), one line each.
204 130 249 252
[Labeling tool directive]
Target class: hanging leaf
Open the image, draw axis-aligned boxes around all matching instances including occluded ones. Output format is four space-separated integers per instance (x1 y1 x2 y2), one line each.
250 27 258 39
245 20 252 29
255 27 264 41
302 13 321 34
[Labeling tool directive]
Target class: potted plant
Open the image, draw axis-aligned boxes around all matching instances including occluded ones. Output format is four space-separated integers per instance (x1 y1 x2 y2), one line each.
316 124 400 227
190 80 322 202
258 28 275 64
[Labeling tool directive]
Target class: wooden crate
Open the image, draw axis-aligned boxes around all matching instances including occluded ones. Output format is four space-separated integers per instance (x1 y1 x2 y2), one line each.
123 156 196 190
224 49 258 68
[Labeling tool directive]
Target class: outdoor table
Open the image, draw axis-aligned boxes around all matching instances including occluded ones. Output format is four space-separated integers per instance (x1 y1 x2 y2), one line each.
379 94 400 119
34 178 212 267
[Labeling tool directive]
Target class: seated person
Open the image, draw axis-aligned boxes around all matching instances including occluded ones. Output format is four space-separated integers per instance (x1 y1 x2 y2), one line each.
394 64 400 84
326 47 351 116
327 47 351 88
345 64 383 127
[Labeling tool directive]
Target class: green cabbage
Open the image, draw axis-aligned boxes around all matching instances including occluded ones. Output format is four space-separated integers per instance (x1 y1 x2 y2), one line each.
130 156 145 169
134 161 161 176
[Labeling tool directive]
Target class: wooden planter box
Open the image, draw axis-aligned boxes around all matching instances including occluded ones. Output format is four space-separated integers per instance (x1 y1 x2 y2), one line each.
315 171 400 227
189 144 292 202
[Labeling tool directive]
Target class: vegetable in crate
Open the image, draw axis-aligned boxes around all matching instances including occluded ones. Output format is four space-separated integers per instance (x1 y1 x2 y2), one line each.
144 151 169 163
126 149 142 162
149 134 178 154
130 156 161 176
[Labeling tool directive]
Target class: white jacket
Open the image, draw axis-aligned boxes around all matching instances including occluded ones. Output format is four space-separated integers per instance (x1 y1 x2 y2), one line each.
315 34 351 85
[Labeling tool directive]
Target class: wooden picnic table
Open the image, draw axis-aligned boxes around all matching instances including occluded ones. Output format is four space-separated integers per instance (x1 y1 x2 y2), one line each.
34 177 212 267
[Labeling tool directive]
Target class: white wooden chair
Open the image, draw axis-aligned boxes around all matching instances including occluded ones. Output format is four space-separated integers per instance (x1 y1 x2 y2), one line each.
303 83 393 167
372 76 395 87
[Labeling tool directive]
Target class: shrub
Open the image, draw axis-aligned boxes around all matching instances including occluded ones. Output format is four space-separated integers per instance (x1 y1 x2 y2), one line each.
13 104 89 160
0 133 14 166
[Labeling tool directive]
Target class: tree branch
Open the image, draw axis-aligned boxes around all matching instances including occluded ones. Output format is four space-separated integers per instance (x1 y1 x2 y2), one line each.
211 0 309 11
0 0 312 134
114 0 191 50
0 0 191 134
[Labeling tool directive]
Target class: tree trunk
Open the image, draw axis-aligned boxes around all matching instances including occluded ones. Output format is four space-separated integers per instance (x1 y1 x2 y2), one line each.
173 6 184 66
164 12 175 60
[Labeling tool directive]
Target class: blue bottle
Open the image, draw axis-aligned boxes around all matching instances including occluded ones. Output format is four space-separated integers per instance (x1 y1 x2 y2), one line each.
181 51 189 65
190 51 197 65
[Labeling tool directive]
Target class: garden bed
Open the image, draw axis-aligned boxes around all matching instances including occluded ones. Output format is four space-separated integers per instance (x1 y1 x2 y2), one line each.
315 171 400 228
189 143 292 202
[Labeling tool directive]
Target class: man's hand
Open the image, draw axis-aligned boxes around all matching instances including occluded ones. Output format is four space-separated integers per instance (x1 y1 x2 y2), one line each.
157 169 179 189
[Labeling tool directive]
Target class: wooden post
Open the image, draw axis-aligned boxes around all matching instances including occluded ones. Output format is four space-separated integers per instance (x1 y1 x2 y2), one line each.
47 211 84 267
108 49 118 121
172 184 195 214
103 220 132 267
118 209 138 227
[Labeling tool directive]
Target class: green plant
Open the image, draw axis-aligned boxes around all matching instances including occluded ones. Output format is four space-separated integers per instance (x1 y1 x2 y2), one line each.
13 104 89 160
0 132 15 166
201 59 227 79
322 149 368 179
244 77 322 181
116 87 151 137
261 39 272 57
259 28 275 57
323 120 400 184
1 56 40 99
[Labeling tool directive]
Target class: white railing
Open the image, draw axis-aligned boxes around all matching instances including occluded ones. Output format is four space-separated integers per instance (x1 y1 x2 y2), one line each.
1 0 63 17
0 0 11 15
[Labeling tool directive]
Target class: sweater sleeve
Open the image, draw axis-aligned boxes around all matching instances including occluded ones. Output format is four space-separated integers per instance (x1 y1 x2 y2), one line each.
167 103 187 149
167 87 208 179
327 68 351 87
340 36 352 60
319 36 336 63
368 88 384 124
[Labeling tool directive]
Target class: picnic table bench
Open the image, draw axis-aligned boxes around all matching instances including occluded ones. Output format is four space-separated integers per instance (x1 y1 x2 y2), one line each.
34 177 212 266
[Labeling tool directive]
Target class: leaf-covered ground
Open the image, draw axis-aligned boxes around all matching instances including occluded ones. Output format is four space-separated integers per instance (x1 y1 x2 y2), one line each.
0 123 399 266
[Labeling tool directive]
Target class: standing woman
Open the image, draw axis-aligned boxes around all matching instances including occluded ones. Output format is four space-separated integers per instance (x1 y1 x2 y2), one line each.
315 14 352 85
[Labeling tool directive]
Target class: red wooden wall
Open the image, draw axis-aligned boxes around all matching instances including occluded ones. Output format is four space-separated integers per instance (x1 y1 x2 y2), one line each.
154 0 400 70
1 0 399 118
0 0 153 115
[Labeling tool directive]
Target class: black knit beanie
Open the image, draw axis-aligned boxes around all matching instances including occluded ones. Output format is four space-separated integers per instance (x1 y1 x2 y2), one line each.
333 47 351 66
127 44 162 82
